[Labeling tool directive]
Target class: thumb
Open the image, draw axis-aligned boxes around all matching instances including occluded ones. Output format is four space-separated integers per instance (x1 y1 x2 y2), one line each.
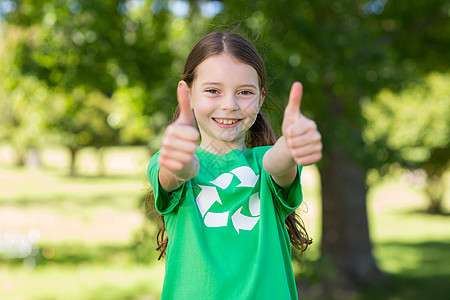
285 81 303 117
176 82 195 126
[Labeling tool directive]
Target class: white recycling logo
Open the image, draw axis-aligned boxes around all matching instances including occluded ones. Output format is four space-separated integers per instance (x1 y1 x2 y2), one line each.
195 166 260 233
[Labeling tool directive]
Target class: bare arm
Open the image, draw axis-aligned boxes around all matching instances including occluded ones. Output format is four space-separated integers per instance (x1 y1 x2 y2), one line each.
263 137 297 187
159 153 199 191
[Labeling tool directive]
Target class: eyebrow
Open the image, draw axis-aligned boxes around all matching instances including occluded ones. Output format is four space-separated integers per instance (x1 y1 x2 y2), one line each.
201 82 222 86
201 82 258 89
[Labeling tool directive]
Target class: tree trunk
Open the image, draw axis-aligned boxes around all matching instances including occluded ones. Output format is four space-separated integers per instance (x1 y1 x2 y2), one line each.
422 147 448 215
26 147 41 169
69 147 79 176
97 147 106 177
319 148 383 292
425 175 444 215
14 146 26 166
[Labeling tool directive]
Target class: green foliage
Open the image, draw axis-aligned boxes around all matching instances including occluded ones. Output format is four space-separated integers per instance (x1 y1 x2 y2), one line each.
0 0 187 156
0 24 121 172
3 0 447 163
363 72 450 213
48 88 119 148
0 26 50 163
110 86 168 151
364 72 449 166
197 0 448 168
371 0 450 75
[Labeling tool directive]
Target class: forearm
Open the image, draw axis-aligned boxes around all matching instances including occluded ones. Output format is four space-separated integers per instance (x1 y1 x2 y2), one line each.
159 154 200 192
263 136 298 187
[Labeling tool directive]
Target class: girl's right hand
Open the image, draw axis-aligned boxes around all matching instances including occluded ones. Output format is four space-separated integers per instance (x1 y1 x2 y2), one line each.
158 82 200 174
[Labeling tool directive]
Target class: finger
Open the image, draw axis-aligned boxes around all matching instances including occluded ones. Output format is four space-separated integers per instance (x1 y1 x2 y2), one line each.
285 81 303 116
166 124 200 142
159 147 195 165
294 151 323 166
287 131 322 148
289 137 322 165
290 141 323 157
158 157 184 171
161 136 198 154
177 82 195 126
285 118 317 137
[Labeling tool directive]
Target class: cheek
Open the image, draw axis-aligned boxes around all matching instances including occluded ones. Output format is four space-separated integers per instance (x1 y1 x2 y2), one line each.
244 102 260 118
242 102 260 126
192 99 213 116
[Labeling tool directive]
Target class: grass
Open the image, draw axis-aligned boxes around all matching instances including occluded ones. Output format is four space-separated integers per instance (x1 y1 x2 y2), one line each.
0 144 166 299
0 167 145 213
1 144 449 299
361 241 450 300
1 263 164 300
292 167 450 300
361 180 450 300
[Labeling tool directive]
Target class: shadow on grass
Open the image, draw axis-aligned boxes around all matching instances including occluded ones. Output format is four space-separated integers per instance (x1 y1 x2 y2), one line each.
61 173 144 181
2 239 160 268
296 241 450 300
362 272 450 300
0 192 141 209
400 207 450 217
1 243 126 266
375 241 450 276
0 167 147 210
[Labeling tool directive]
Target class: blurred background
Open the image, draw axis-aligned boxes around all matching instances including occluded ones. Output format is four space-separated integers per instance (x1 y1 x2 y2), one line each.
0 0 449 299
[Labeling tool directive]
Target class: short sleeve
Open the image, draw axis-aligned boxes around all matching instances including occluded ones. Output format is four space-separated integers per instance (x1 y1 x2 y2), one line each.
264 165 303 218
147 153 185 215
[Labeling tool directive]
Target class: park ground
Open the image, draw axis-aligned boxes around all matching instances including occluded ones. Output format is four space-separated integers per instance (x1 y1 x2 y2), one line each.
0 144 449 300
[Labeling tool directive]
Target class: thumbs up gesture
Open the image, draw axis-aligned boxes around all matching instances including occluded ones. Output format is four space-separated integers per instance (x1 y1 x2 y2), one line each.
282 82 322 166
158 81 200 173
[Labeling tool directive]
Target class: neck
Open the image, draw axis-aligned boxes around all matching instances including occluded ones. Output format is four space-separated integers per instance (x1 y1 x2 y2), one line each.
199 140 247 155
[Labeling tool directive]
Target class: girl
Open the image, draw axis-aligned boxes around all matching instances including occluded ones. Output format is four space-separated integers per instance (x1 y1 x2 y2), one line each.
147 32 322 299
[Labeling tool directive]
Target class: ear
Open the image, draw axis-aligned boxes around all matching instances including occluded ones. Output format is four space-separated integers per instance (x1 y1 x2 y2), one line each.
258 87 266 110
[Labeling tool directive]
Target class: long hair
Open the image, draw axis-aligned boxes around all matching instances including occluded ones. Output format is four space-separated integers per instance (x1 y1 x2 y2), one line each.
152 32 311 260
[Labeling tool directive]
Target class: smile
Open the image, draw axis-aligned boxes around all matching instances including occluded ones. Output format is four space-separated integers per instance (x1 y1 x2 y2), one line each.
213 118 241 125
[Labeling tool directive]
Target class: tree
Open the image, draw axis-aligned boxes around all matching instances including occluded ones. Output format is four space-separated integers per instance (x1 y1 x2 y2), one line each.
364 72 450 214
48 88 120 175
0 26 50 166
0 23 120 174
0 0 182 174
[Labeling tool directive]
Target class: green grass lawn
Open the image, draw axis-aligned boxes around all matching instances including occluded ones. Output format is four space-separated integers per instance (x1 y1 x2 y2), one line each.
294 167 450 300
0 145 449 299
2 263 165 300
0 145 166 299
363 178 450 300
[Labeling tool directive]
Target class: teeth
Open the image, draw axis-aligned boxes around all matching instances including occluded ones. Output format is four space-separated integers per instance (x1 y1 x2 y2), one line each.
215 118 238 125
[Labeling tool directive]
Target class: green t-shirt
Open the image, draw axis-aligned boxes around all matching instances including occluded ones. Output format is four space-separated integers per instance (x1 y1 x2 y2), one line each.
147 146 303 300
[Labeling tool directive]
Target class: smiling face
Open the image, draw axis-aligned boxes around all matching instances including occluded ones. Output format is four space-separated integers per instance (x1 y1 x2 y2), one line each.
187 53 265 153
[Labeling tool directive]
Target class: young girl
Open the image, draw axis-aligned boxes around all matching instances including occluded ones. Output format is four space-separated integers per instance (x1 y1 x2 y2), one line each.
147 32 322 299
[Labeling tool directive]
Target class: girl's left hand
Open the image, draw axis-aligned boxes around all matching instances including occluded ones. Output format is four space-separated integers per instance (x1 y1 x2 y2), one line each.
282 82 322 166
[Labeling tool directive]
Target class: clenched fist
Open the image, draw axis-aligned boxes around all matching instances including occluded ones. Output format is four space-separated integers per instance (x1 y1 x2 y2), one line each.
282 82 322 166
158 81 200 172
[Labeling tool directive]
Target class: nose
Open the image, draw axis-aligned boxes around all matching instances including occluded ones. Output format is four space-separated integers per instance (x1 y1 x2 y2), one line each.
220 94 239 111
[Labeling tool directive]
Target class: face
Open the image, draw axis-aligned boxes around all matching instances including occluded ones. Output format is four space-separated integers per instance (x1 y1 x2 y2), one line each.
186 53 265 153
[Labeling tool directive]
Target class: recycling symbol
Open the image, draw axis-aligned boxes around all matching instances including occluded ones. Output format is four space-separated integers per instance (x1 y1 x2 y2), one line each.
195 166 260 233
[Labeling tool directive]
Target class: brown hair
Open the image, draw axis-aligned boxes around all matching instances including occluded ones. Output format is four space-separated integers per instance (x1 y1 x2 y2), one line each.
153 32 311 260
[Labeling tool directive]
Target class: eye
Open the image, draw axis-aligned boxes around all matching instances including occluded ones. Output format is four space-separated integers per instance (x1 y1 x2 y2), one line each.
239 90 254 95
205 89 219 94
